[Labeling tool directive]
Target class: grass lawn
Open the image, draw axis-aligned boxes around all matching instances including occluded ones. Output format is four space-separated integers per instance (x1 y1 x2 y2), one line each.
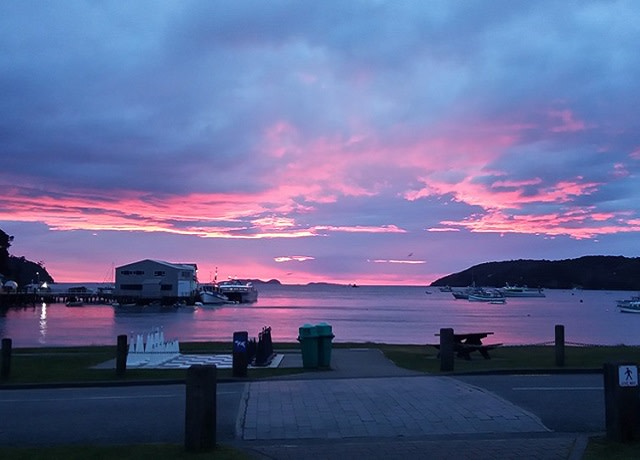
378 343 640 374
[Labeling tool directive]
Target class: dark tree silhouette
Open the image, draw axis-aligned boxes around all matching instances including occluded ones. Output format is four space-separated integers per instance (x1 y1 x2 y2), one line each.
0 229 13 276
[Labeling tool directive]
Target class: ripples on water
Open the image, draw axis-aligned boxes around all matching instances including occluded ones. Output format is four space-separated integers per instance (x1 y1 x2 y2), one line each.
0 284 638 347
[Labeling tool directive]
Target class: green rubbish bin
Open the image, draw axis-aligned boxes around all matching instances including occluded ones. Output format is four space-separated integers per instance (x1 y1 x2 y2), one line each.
316 322 335 368
298 324 319 369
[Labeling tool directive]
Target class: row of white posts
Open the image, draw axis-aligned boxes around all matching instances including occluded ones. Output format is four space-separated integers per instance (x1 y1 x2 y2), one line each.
126 327 180 367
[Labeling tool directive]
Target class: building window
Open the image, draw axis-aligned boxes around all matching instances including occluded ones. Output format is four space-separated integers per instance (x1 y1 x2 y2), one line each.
120 270 131 275
134 270 144 275
161 284 172 291
154 271 166 277
120 284 143 291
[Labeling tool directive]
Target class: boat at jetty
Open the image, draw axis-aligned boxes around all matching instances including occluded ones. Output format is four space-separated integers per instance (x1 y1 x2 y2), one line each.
65 296 84 307
218 279 259 303
498 284 545 298
197 283 234 305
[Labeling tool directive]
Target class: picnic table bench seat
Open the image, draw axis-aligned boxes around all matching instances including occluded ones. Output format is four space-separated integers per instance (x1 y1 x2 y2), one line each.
428 342 503 360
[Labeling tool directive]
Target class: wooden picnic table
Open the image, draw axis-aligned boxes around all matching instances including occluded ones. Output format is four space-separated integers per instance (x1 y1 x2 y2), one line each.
432 331 502 360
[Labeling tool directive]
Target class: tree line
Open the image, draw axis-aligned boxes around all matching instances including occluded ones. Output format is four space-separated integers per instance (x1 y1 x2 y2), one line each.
1 228 54 287
431 256 640 291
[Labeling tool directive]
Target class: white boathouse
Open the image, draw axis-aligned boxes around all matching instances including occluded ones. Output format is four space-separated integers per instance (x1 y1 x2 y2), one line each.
114 259 198 299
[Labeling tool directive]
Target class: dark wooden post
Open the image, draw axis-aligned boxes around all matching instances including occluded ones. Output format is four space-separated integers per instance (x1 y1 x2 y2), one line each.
439 328 454 372
116 334 128 377
555 324 565 367
604 362 640 442
1 338 12 380
185 365 217 452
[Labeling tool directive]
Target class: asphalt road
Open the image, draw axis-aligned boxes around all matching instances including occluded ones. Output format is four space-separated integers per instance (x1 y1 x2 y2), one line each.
0 374 608 447
0 382 246 447
455 373 605 432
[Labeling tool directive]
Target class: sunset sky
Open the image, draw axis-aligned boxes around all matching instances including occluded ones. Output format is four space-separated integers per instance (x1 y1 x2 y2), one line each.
1 1 639 285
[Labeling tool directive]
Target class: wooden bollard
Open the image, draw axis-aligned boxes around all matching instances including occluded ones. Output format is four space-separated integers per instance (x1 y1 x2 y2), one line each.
1 338 11 380
185 365 217 452
116 334 128 377
555 324 565 367
439 328 455 372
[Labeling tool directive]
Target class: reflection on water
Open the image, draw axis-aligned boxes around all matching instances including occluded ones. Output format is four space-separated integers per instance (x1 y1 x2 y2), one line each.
39 302 47 344
0 286 639 347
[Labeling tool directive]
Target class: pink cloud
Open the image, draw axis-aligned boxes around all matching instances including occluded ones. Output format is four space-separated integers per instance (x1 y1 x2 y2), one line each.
440 207 640 239
274 255 315 262
369 259 426 264
314 225 405 234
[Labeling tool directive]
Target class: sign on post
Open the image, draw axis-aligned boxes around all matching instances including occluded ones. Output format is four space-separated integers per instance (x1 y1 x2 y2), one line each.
619 365 638 387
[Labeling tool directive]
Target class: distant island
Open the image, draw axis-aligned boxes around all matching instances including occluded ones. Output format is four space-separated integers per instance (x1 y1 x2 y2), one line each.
430 256 640 291
3 225 639 292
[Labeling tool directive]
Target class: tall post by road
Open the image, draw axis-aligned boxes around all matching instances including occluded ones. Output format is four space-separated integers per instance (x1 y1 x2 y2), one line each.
603 362 640 442
555 324 565 367
439 328 454 372
1 338 11 380
116 334 127 377
185 364 217 452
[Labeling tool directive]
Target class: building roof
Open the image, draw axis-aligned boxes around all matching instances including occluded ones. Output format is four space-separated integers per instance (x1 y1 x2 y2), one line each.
116 259 198 271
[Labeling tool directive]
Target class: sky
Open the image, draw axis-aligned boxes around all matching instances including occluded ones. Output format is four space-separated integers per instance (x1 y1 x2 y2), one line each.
1 1 639 286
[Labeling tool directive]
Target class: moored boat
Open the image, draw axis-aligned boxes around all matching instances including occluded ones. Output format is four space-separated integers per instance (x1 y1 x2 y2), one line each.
65 296 84 307
498 284 545 298
451 285 483 300
198 283 233 305
618 300 640 314
218 279 259 303
467 289 506 304
616 295 640 309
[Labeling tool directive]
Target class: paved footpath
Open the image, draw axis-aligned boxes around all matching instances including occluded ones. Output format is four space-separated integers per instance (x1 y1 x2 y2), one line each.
230 349 588 459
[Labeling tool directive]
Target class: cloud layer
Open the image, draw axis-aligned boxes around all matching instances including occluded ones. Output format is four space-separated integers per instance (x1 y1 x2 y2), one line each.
1 1 639 284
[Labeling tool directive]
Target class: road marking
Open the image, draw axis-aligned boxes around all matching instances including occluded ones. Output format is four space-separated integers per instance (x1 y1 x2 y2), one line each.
513 386 603 391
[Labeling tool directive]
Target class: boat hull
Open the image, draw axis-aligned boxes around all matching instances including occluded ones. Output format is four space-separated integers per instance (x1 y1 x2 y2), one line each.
199 289 232 305
499 286 546 297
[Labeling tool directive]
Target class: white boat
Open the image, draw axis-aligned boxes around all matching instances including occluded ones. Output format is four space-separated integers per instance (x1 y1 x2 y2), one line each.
198 283 233 305
499 284 545 298
451 285 483 300
218 279 259 303
619 300 640 314
65 296 84 307
468 289 506 304
616 295 640 309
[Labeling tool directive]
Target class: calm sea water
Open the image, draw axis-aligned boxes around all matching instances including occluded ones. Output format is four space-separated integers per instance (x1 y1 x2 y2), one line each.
0 284 638 348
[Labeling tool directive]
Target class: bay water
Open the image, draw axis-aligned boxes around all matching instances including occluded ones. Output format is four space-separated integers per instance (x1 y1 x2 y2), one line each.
0 284 638 348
